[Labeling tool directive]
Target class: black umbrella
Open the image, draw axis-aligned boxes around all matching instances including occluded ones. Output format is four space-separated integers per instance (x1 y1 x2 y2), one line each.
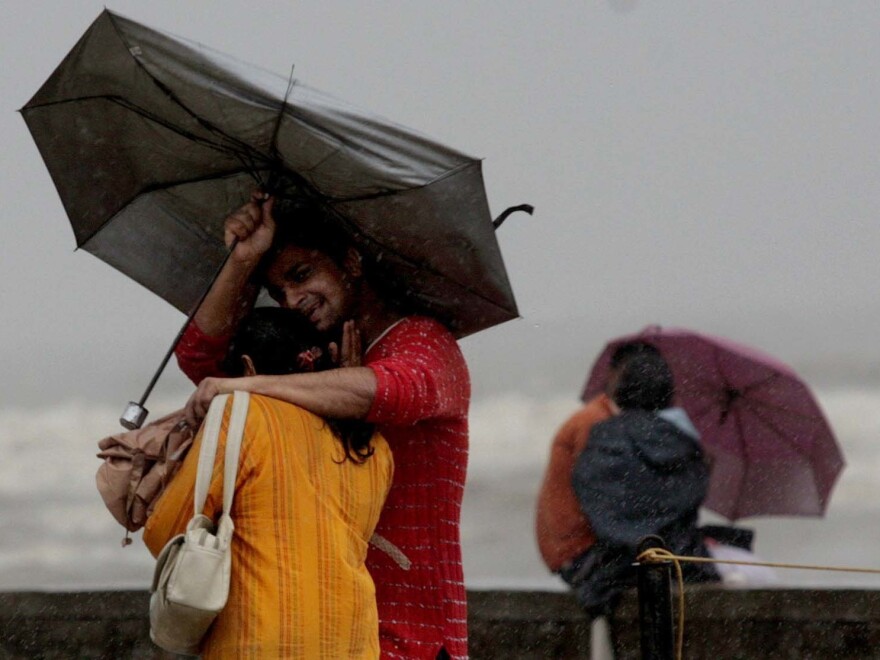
22 10 524 427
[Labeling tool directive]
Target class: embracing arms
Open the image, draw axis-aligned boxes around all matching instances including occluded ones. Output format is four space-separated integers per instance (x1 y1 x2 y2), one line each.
184 367 377 428
184 317 469 429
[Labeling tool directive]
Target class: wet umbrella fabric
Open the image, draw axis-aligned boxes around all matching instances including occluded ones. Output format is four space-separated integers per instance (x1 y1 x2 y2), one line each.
582 326 845 521
21 10 518 339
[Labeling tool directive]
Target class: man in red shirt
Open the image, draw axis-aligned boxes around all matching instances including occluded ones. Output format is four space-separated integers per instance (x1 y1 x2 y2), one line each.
178 193 470 659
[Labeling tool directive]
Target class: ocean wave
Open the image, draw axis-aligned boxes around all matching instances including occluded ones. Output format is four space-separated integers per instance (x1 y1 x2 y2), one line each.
1 387 879 590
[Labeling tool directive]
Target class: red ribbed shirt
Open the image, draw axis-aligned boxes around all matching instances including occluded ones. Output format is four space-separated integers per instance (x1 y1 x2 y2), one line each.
176 316 471 659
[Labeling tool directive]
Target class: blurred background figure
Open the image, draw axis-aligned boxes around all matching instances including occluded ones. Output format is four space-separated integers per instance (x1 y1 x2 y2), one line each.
535 342 655 576
569 347 719 617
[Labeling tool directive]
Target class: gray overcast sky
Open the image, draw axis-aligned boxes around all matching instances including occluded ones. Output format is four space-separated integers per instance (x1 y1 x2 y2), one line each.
4 1 880 411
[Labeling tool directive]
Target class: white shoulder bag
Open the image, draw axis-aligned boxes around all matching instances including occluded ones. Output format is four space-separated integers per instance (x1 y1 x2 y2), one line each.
149 391 250 655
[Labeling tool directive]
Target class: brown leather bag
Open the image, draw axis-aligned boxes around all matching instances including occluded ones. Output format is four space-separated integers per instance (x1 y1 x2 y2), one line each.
96 409 194 543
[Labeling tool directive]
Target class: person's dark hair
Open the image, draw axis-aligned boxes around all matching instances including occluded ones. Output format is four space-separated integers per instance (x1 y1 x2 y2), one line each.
612 349 674 411
222 306 333 376
609 340 661 369
604 341 661 398
222 306 375 464
266 197 352 267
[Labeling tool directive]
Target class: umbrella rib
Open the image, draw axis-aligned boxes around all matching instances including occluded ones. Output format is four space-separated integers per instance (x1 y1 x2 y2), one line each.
27 94 266 164
684 342 777 397
733 370 826 424
278 101 474 177
691 366 816 425
268 66 297 167
104 12 276 166
741 396 821 423
671 342 736 399
108 98 266 161
746 398 840 516
323 202 518 317
327 161 481 203
299 158 515 315
77 167 260 250
746 404 814 459
104 15 447 202
710 347 796 424
728 403 750 521
732 371 808 418
712 342 751 520
739 372 782 396
710 348 813 463
710 343 739 425
687 395 725 427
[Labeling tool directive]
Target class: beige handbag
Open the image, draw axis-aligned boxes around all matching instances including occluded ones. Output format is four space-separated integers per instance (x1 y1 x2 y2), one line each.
149 391 249 656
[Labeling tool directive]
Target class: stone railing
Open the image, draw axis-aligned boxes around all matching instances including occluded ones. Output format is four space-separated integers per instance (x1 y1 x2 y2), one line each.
609 587 880 659
2 588 880 658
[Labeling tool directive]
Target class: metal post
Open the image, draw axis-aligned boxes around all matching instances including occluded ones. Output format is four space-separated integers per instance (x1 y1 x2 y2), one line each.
636 535 674 660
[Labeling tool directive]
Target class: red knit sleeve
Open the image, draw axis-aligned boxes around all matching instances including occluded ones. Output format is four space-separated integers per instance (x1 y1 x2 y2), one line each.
174 321 232 385
365 318 469 426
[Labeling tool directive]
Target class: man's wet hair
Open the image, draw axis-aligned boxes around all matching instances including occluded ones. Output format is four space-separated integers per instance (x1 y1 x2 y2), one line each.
222 306 376 463
612 348 674 411
265 198 352 266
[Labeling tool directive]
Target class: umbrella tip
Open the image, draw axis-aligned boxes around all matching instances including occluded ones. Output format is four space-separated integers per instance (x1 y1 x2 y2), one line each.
493 204 534 229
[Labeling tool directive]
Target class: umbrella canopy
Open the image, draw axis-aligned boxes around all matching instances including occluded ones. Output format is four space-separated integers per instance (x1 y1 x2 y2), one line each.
21 10 518 338
582 326 845 521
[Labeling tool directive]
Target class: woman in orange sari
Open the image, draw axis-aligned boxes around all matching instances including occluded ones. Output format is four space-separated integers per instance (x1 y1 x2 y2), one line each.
144 309 393 658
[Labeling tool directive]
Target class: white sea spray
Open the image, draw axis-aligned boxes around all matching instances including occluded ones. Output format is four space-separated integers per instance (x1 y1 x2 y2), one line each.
1 388 879 590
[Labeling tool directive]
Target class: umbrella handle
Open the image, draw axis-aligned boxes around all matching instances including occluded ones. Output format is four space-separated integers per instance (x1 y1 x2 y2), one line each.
119 240 239 429
492 204 534 229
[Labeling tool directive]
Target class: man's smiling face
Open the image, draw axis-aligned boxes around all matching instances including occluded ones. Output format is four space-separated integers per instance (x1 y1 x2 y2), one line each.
263 245 356 333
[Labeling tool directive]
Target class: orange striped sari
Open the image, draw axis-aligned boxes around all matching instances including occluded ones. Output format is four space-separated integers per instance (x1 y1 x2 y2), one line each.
143 394 393 659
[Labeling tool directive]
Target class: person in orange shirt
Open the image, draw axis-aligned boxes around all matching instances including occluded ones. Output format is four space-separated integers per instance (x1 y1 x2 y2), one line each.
535 342 656 582
144 308 393 658
536 394 613 573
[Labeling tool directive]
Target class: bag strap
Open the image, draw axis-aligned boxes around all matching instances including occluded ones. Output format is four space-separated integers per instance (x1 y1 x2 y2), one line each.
221 391 249 515
192 391 250 518
193 393 229 516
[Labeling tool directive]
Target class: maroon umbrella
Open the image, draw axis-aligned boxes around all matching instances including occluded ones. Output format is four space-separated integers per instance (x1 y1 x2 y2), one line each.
582 326 845 521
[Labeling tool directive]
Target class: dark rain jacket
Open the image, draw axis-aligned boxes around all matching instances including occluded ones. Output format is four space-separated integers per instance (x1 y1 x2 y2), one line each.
568 408 719 617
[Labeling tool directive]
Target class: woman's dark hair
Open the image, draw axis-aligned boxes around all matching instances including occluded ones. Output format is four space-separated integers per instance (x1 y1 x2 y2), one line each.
222 306 375 463
612 349 674 412
222 306 333 375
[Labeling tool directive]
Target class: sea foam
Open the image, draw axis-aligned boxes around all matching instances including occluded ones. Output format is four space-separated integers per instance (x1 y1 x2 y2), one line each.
1 388 879 590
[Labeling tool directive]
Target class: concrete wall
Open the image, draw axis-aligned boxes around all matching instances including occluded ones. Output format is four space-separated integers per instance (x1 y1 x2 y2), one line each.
1 588 880 658
609 587 880 659
0 591 163 660
0 590 590 659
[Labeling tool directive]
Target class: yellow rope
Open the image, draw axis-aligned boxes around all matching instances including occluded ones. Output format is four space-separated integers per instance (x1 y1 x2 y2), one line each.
635 548 880 660
636 548 880 574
